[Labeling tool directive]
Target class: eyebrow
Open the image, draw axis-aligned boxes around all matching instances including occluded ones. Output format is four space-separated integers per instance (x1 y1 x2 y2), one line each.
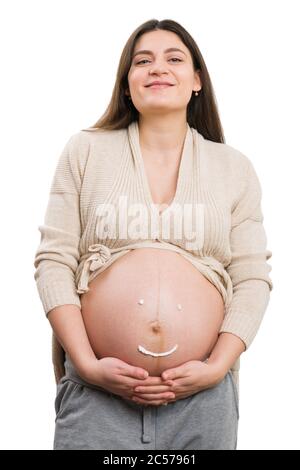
132 47 187 59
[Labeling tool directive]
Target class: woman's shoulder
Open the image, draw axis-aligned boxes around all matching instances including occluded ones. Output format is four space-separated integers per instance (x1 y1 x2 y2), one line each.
195 130 251 180
65 126 127 155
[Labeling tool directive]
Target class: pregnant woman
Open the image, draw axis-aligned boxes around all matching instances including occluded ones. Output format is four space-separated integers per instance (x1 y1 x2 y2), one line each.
33 19 273 450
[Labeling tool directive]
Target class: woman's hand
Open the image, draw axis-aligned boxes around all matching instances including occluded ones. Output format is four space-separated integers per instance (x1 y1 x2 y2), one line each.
132 359 226 406
81 357 172 404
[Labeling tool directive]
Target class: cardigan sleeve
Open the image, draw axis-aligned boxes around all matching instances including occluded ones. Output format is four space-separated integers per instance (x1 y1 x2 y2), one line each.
33 133 86 317
219 156 273 349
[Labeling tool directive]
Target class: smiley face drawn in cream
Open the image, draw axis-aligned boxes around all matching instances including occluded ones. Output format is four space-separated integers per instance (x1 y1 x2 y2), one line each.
136 294 183 356
135 250 185 358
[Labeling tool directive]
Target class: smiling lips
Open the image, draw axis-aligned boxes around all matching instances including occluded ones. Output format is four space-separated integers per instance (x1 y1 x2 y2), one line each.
138 344 178 357
145 81 175 89
148 84 173 89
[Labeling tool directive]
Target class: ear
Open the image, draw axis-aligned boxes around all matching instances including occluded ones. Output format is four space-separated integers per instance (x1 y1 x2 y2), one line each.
194 69 202 91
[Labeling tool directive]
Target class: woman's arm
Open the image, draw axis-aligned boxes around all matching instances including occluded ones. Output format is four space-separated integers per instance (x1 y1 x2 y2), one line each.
209 156 273 376
33 132 94 377
33 133 86 313
205 332 245 380
48 305 97 378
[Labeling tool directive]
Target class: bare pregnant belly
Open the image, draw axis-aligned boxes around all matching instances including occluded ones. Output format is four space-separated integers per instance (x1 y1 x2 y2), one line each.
80 248 225 377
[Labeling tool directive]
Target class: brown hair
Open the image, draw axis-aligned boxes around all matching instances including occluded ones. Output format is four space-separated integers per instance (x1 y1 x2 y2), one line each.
86 18 225 143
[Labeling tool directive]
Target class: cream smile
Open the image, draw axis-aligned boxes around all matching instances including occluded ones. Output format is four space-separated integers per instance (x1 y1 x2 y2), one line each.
137 344 178 357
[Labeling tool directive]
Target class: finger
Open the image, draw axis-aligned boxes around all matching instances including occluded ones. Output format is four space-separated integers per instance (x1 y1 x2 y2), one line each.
134 385 173 393
133 392 175 401
135 376 173 386
132 396 169 406
119 366 149 380
162 368 187 381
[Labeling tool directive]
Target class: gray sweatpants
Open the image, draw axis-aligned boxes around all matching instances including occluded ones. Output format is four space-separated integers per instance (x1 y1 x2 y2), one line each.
53 353 239 450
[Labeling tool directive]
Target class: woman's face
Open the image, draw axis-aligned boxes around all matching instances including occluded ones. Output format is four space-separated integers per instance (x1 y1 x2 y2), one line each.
127 29 201 116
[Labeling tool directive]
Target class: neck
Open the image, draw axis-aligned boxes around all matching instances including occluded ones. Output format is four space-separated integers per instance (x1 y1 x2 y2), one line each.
138 113 188 156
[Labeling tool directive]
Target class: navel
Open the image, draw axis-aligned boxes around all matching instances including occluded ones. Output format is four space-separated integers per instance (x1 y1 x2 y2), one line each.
150 320 161 334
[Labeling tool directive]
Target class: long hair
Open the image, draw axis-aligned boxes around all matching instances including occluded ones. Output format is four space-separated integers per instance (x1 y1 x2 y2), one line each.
85 19 225 143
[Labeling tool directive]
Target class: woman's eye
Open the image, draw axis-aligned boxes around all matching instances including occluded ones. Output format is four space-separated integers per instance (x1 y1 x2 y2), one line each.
136 59 150 65
135 58 182 65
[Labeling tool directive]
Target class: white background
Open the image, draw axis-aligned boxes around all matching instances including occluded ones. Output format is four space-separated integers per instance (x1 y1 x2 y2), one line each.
0 0 299 450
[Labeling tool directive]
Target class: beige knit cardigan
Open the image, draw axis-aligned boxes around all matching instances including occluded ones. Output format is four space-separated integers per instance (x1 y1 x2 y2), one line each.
33 120 273 393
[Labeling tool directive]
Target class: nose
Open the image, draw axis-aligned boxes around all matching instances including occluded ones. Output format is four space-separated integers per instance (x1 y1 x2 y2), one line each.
149 58 169 75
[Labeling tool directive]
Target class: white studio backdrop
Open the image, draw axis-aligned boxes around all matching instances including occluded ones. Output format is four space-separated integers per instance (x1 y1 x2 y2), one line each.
0 0 299 450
